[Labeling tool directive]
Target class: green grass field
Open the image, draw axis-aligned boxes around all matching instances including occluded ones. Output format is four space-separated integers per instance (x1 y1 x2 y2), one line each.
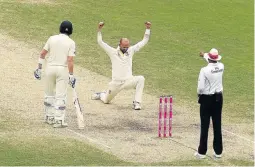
0 135 253 166
1 137 129 166
0 0 253 166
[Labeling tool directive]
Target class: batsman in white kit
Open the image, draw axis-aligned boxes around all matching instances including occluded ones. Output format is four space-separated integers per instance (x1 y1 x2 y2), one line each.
34 20 76 128
92 21 151 110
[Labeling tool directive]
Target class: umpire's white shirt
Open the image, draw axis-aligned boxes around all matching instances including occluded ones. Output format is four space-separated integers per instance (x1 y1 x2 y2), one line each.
97 29 150 81
197 61 224 95
44 34 76 67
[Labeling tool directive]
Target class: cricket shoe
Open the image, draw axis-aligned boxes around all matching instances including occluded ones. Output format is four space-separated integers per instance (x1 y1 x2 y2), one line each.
91 92 103 100
45 116 54 125
53 120 68 128
194 152 206 159
213 153 222 159
133 101 141 110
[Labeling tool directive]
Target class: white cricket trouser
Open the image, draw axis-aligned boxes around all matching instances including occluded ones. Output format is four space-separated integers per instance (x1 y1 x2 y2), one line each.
44 66 68 121
100 76 145 104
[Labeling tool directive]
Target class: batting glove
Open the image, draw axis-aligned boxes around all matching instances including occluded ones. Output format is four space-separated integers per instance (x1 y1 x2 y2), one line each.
34 69 41 80
69 74 76 88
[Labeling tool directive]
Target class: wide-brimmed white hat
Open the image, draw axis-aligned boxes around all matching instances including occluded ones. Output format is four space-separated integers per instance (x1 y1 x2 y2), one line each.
205 48 222 61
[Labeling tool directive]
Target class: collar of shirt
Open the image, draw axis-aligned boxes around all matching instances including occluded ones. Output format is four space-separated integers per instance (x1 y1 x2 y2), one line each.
207 62 219 66
59 33 69 37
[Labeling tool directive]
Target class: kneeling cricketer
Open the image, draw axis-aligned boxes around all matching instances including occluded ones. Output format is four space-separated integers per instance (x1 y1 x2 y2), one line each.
92 21 151 110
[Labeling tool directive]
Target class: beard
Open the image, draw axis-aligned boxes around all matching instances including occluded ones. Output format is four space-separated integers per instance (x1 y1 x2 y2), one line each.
120 48 128 54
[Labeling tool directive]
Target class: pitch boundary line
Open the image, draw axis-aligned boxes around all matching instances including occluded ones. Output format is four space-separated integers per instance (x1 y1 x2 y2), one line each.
193 124 254 144
222 129 254 144
66 128 111 149
66 125 254 151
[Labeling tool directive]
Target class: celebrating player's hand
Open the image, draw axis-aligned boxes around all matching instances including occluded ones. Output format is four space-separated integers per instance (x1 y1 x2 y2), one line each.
34 68 41 80
145 21 151 29
98 22 105 31
69 74 76 88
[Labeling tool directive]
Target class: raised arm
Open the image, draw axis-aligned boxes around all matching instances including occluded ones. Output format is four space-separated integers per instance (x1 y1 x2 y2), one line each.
199 51 209 63
131 21 151 53
97 22 115 55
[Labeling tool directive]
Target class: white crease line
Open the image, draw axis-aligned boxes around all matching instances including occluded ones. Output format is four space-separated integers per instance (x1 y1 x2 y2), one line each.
222 129 255 144
66 126 253 150
66 128 111 149
194 124 254 144
223 138 254 149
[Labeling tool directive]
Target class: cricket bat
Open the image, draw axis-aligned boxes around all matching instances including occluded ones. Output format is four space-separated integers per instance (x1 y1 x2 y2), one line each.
72 88 84 129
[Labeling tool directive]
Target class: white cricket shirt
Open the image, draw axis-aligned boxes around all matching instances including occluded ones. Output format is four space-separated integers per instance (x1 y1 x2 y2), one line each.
197 61 224 95
43 34 76 67
97 29 150 81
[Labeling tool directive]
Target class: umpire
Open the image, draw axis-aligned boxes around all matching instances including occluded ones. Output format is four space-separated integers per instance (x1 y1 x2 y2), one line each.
195 48 224 159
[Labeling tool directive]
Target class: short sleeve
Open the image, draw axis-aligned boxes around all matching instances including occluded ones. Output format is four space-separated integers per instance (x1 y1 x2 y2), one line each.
197 68 205 94
43 37 51 51
69 41 76 57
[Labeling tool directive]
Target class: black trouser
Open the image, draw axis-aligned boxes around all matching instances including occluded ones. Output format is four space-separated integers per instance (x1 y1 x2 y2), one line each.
198 93 223 155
